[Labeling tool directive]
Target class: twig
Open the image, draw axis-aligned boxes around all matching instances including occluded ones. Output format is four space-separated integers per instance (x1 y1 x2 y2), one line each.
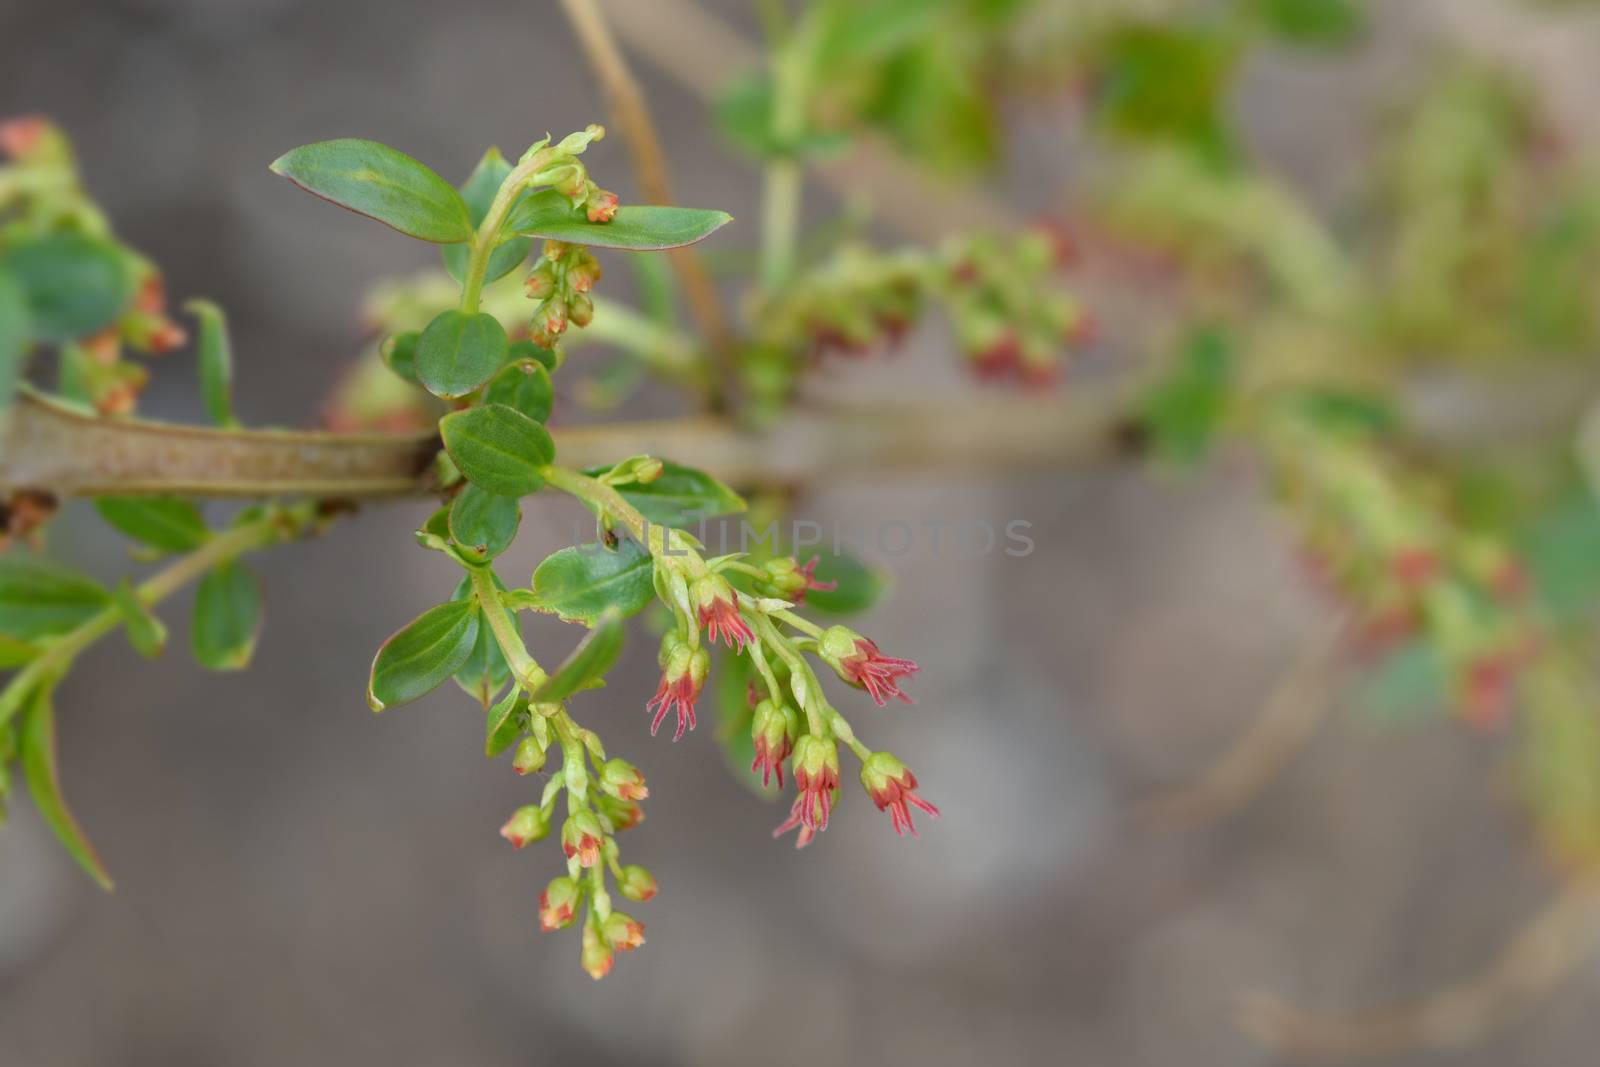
1237 868 1600 1058
557 0 741 408
0 386 1137 499
1135 618 1347 830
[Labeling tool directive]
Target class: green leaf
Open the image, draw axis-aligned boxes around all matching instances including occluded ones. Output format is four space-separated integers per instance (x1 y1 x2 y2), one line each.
482 359 554 423
21 686 114 889
440 403 554 497
0 634 40 669
451 575 513 707
800 550 888 615
367 599 481 711
0 557 111 639
530 609 625 704
1250 0 1364 43
1357 641 1445 723
506 191 733 251
269 139 474 243
509 338 558 372
443 147 534 286
191 560 262 670
1138 327 1234 464
416 309 508 399
94 497 209 553
449 483 521 562
382 330 421 385
184 299 238 427
415 504 453 553
112 579 168 659
583 460 745 528
530 537 655 624
0 268 29 415
485 687 526 757
2 232 135 341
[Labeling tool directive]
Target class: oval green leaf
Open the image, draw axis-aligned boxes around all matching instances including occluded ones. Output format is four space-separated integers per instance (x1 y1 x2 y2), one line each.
582 460 746 528
416 309 508 399
192 560 262 671
382 330 421 385
482 359 553 423
269 139 474 243
506 191 733 251
368 599 481 711
440 403 554 497
94 497 209 553
485 687 526 757
449 483 521 562
2 233 134 341
0 557 111 639
530 609 625 704
530 538 654 625
450 574 513 708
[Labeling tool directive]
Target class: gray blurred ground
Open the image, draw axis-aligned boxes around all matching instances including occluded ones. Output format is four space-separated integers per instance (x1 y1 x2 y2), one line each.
3 1 1600 1065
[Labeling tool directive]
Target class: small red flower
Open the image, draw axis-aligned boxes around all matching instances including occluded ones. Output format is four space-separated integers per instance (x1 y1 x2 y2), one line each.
647 637 709 740
599 758 649 801
0 116 47 160
759 555 837 606
692 574 754 651
539 876 581 931
561 811 604 868
860 753 940 838
602 912 646 952
499 805 549 849
581 923 614 981
585 188 620 223
773 736 839 848
819 626 919 706
617 864 658 902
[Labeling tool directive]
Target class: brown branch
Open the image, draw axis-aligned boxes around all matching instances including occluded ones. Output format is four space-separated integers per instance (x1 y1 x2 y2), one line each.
0 387 1136 499
1134 618 1347 831
558 0 741 407
1237 868 1600 1058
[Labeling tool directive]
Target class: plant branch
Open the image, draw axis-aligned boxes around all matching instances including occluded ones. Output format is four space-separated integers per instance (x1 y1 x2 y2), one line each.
1 386 1137 499
0 509 300 731
557 0 741 407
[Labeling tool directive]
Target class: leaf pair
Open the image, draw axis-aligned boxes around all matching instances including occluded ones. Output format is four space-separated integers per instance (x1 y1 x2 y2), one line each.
269 139 733 251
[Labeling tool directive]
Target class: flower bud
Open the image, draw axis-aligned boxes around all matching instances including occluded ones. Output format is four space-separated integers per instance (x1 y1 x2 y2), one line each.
750 698 801 788
567 252 601 294
617 864 658 902
568 292 594 328
561 811 605 867
581 922 614 980
539 876 581 931
524 262 556 300
585 187 620 223
499 804 550 849
632 457 664 484
602 911 646 951
599 758 648 801
512 735 548 775
597 793 645 832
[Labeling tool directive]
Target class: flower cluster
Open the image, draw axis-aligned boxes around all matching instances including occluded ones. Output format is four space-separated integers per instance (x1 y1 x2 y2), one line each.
1 115 187 416
496 700 659 980
1268 411 1540 728
754 225 1090 390
939 226 1091 387
525 241 603 348
635 509 936 849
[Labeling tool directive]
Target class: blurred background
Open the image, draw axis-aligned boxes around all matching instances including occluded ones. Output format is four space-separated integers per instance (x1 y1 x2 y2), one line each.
7 1 1600 1064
